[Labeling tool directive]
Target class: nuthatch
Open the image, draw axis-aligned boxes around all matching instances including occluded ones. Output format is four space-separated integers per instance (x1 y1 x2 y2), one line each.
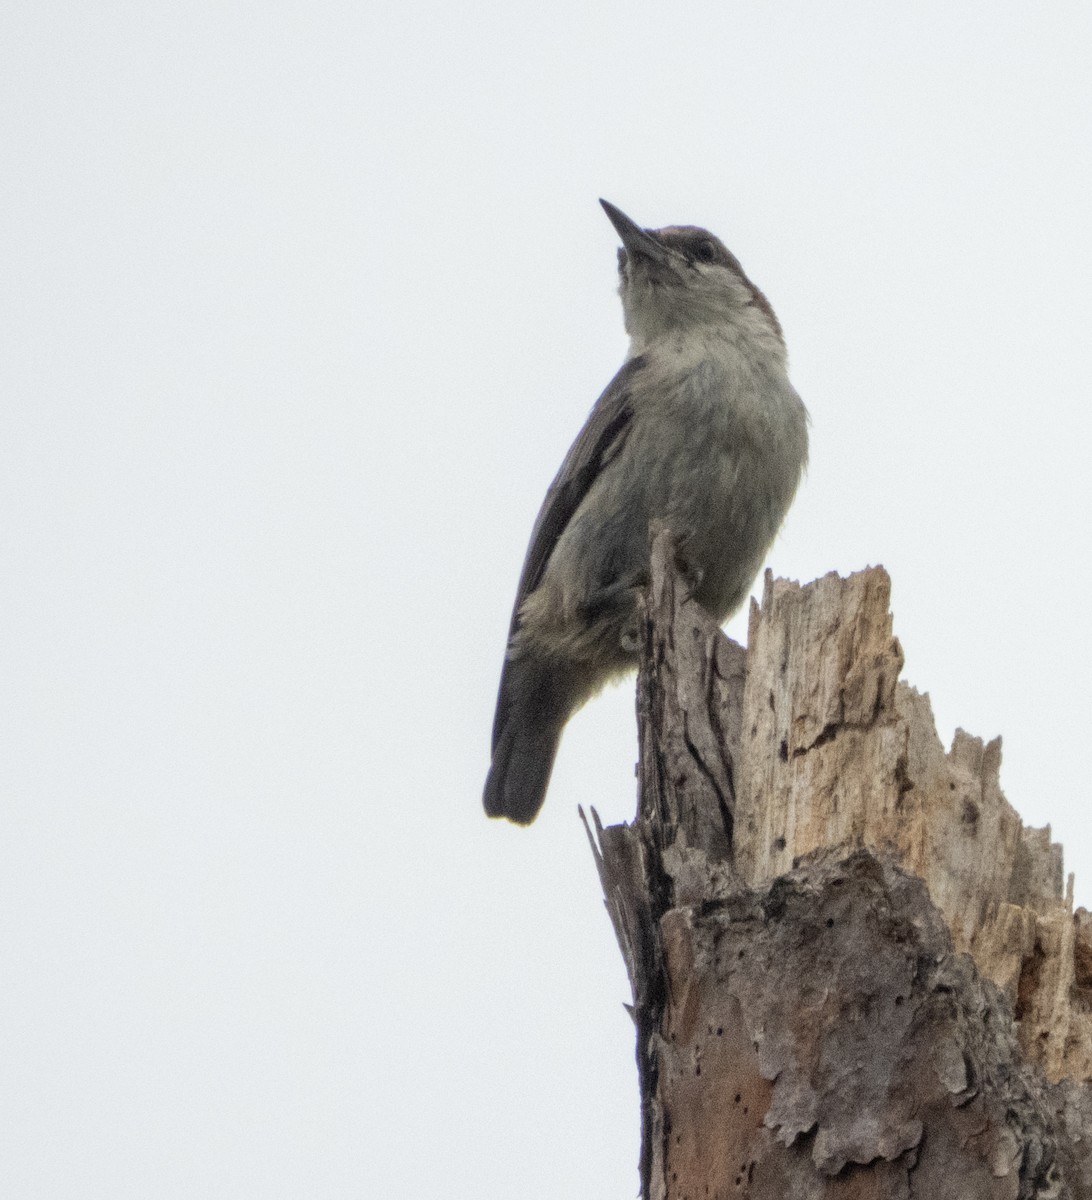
484 200 808 824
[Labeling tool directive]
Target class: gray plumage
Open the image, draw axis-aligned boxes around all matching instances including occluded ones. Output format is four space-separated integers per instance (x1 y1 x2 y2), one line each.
484 200 808 825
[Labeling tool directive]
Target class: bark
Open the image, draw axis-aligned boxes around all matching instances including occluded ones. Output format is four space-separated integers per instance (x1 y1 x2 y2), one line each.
584 530 1092 1199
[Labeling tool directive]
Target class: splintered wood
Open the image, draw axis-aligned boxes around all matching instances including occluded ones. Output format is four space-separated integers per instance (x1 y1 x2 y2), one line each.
738 567 1091 1084
586 534 1092 1199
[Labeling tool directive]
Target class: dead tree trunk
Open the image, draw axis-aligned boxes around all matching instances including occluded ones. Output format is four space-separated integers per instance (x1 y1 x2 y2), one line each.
585 531 1092 1199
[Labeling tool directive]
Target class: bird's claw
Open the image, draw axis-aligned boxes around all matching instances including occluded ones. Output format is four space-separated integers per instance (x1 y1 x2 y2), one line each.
673 548 705 603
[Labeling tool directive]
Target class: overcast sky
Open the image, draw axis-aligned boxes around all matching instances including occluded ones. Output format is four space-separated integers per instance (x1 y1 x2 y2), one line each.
4 2 1092 1197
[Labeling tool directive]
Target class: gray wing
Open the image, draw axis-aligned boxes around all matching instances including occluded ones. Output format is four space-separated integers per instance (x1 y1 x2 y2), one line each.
504 354 646 639
490 354 646 753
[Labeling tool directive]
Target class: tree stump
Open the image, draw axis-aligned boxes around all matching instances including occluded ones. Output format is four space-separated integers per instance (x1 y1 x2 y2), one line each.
584 530 1092 1199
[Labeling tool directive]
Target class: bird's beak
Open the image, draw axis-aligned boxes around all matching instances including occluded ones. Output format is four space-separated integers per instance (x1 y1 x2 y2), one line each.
599 199 670 266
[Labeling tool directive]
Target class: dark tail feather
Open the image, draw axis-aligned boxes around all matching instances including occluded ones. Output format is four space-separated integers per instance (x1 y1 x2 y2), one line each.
483 713 564 824
483 658 574 825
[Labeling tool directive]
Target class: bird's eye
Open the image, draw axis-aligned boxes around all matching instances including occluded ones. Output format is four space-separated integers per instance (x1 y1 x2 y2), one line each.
695 239 718 263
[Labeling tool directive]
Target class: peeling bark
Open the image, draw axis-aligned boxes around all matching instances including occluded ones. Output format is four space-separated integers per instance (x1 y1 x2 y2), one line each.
587 531 1092 1198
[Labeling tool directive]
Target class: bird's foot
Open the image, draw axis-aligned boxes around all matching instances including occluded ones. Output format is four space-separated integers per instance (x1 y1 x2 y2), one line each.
673 547 705 604
619 619 642 654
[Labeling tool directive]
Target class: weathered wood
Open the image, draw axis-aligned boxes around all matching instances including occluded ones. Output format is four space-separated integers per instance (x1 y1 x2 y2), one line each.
739 567 1092 1084
587 531 1092 1198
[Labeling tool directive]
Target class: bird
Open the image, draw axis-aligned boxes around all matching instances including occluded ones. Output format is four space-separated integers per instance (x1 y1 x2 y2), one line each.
484 199 808 825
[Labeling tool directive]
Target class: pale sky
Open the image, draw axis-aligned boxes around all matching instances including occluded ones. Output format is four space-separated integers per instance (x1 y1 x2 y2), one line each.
4 2 1092 1197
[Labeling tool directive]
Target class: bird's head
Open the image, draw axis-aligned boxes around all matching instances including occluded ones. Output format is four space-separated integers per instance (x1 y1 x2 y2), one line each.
600 199 784 359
